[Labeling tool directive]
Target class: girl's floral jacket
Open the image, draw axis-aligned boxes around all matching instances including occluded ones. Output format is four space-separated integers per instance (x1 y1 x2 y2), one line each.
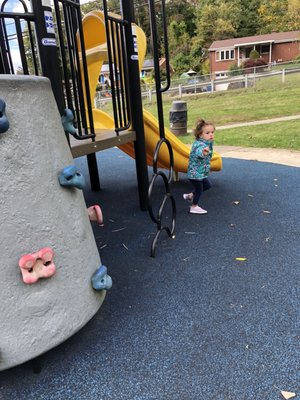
187 138 213 180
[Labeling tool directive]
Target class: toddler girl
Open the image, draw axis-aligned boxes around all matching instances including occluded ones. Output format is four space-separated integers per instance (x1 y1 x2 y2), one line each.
183 119 215 214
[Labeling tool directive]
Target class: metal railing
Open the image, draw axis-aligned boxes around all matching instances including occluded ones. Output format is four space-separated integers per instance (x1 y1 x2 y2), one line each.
137 61 300 105
103 0 131 133
0 0 95 139
0 0 132 138
0 1 38 75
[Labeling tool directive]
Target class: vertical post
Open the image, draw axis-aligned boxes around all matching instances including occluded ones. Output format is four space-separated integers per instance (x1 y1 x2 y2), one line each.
121 0 149 211
282 68 285 83
31 0 65 114
87 154 100 191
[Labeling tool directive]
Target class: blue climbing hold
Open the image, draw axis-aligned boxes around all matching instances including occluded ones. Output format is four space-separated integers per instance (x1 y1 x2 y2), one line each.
0 99 9 134
91 265 113 291
58 164 85 189
61 108 77 136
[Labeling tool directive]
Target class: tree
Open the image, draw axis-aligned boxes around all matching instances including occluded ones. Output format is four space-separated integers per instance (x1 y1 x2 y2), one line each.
80 0 120 16
195 0 242 47
237 0 261 37
166 0 196 37
285 0 300 30
258 0 288 33
167 20 194 74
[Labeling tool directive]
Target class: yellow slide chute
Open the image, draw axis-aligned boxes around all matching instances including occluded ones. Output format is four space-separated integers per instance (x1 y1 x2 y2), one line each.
80 10 222 173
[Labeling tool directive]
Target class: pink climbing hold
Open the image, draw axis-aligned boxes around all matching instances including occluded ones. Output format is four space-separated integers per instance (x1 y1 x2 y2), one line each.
18 247 56 284
87 205 103 225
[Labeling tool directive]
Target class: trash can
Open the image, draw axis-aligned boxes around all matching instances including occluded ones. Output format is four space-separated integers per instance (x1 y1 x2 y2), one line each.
169 101 188 136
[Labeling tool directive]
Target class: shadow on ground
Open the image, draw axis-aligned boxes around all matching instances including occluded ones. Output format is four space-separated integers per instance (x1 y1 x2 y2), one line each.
1 148 299 400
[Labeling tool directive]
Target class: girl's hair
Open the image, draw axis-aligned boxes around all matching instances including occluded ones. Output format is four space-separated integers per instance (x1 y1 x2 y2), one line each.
193 119 215 139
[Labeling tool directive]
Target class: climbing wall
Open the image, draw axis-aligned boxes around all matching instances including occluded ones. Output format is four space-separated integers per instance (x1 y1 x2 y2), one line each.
0 75 111 371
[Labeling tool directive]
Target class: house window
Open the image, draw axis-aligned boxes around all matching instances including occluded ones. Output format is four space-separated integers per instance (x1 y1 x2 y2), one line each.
215 72 228 78
216 49 234 61
260 45 270 54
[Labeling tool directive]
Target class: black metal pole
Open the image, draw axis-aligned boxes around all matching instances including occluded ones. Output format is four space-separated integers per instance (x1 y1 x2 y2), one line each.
121 0 149 211
148 0 165 139
31 0 65 114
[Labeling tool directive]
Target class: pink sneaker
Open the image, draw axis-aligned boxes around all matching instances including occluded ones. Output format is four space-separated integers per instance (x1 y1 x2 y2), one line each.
183 193 193 202
190 206 207 214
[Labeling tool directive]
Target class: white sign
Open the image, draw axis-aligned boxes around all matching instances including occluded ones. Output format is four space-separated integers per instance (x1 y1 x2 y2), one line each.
131 55 138 60
44 11 55 34
42 38 57 47
42 0 51 6
133 37 138 53
131 25 136 35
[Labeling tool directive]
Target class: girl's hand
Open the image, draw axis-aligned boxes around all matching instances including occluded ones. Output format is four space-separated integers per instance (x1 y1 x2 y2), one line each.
203 147 210 155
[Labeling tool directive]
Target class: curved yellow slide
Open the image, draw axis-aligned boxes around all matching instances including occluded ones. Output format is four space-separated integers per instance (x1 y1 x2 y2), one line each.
80 10 222 173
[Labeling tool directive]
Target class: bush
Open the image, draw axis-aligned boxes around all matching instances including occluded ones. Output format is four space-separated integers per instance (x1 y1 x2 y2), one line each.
249 49 260 60
243 58 268 73
228 63 244 76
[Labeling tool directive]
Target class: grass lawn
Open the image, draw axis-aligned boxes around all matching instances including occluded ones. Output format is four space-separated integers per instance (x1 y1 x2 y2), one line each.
143 75 300 150
178 120 300 150
145 83 300 128
100 73 300 150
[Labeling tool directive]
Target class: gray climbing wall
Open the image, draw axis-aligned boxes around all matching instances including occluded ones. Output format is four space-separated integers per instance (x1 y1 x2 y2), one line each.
0 75 106 371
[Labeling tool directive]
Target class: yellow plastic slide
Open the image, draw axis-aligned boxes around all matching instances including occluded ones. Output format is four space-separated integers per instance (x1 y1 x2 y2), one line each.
80 10 222 173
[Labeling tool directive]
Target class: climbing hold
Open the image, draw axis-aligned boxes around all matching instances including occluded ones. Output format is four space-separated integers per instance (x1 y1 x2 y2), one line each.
58 164 85 189
91 265 112 291
18 247 56 284
87 205 103 225
61 108 77 136
0 98 9 134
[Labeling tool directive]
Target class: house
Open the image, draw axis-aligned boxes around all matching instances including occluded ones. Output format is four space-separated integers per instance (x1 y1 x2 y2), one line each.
141 59 154 78
209 31 300 78
141 57 175 78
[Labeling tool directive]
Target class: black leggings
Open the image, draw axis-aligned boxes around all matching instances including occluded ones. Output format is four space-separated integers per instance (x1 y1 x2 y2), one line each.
189 178 211 205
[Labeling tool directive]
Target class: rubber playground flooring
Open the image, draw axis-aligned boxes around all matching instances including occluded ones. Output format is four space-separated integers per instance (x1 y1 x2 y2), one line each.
1 148 299 400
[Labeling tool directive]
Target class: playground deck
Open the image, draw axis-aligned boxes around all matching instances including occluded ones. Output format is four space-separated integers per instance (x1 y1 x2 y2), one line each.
70 129 136 158
1 149 299 400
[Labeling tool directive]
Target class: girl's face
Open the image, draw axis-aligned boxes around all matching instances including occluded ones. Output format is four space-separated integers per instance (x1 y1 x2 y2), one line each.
200 124 215 141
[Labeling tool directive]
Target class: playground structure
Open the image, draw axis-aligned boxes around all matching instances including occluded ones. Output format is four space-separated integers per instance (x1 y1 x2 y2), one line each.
0 75 111 371
76 10 222 173
0 0 222 371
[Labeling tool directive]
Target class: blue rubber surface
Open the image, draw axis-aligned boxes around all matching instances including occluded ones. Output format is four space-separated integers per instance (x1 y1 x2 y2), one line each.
1 148 299 400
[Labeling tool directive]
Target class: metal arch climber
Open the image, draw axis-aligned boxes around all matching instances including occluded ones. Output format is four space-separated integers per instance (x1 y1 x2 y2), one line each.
148 138 176 257
147 0 176 257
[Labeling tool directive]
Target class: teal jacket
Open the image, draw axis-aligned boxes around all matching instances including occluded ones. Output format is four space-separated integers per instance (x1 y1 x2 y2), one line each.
187 138 213 180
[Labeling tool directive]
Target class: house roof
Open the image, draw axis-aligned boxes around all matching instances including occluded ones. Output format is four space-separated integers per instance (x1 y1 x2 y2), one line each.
142 59 154 70
209 31 300 51
141 58 175 73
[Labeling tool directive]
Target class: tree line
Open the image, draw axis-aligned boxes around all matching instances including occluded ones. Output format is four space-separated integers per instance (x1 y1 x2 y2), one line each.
81 0 300 76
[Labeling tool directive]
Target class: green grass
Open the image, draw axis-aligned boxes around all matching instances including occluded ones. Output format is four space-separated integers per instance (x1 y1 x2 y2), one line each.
99 72 300 150
178 120 300 150
146 81 300 127
143 73 300 150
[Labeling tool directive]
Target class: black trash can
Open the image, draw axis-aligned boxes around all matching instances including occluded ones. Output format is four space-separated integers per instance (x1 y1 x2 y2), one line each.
169 101 188 136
